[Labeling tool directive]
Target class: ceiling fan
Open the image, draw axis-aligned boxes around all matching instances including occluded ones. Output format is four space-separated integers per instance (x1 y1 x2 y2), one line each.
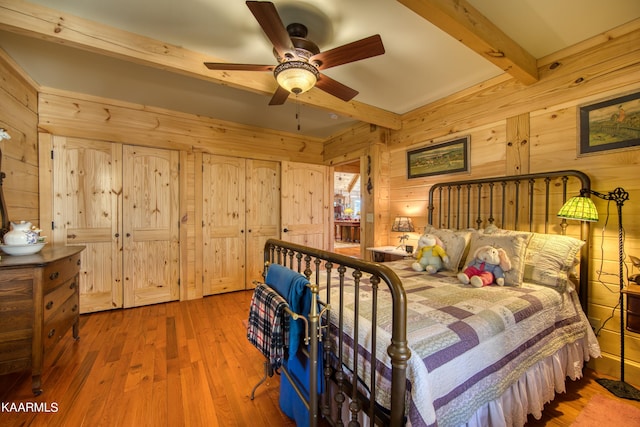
204 1 385 106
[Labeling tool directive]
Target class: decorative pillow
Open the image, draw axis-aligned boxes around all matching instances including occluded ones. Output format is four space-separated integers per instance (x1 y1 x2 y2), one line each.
424 226 473 271
482 224 532 238
463 232 532 286
522 233 585 292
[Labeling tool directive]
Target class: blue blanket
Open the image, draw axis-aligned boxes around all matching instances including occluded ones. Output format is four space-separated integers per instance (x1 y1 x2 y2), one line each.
279 346 325 427
265 263 312 359
266 263 325 426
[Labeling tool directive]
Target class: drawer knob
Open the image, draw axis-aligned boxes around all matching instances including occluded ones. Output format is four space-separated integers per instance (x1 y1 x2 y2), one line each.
49 271 59 280
46 301 54 310
70 281 76 290
72 304 78 312
48 328 56 338
77 259 81 266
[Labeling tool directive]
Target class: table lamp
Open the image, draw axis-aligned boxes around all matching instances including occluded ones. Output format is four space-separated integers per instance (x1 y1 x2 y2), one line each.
391 216 414 250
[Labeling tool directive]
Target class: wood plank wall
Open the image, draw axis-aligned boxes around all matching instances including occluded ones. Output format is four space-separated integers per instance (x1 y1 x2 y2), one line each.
0 49 38 226
37 88 325 163
373 20 640 384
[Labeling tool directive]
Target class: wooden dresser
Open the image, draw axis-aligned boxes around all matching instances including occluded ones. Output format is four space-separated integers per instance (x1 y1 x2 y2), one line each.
0 245 84 395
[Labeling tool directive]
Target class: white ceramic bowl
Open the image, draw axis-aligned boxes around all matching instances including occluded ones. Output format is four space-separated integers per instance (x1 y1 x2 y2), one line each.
1 242 46 256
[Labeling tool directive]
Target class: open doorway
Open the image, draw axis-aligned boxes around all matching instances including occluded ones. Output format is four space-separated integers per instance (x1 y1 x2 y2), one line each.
334 160 361 257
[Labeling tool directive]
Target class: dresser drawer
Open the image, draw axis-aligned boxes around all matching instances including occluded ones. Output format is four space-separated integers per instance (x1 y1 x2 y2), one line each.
0 276 33 333
43 277 77 323
43 253 81 294
43 292 79 351
0 337 32 374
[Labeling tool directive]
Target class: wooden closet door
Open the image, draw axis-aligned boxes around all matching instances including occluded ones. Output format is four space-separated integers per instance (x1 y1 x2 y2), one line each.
52 136 123 313
280 161 331 250
202 154 246 295
122 145 180 308
245 159 280 287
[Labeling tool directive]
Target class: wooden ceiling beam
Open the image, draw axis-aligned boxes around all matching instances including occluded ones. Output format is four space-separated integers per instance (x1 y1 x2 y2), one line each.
397 0 538 85
335 163 361 173
347 174 360 194
0 0 401 130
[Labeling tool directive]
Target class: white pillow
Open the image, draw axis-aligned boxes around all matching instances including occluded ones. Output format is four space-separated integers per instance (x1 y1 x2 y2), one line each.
522 233 585 292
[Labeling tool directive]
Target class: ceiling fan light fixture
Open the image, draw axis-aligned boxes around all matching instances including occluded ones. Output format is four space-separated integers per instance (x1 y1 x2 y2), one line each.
274 61 319 95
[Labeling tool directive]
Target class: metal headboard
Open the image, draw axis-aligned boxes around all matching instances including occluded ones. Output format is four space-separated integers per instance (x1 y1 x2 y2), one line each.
427 170 592 313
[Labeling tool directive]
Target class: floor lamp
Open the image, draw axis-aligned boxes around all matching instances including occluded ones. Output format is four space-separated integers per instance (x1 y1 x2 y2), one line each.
558 187 640 401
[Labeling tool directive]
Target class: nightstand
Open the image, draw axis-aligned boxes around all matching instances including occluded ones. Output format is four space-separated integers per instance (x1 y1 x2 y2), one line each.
624 283 640 333
367 246 413 262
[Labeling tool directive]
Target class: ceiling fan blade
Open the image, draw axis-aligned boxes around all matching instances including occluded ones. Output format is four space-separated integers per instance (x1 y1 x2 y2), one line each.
311 35 385 70
315 74 359 102
246 1 293 59
204 62 274 72
268 85 290 105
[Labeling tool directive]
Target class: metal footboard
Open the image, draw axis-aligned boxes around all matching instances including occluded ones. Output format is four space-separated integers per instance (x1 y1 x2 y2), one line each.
264 239 410 427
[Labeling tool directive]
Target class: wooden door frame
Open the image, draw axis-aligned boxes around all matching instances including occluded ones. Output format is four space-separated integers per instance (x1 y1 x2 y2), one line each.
332 159 363 256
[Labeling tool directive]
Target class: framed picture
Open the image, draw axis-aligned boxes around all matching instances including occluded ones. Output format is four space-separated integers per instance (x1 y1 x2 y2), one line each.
407 136 470 179
579 91 640 155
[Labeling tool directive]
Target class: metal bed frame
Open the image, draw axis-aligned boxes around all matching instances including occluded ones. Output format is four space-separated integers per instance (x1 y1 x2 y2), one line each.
259 170 592 426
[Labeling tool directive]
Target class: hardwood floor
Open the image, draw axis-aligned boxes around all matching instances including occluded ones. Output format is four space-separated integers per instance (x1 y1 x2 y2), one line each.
333 244 362 258
2 289 640 426
0 291 295 427
525 368 640 426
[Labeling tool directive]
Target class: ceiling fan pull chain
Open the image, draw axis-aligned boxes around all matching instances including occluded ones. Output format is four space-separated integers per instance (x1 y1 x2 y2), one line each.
296 96 301 131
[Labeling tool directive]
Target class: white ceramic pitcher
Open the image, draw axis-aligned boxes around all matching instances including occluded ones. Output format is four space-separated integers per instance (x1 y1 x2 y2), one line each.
3 221 39 245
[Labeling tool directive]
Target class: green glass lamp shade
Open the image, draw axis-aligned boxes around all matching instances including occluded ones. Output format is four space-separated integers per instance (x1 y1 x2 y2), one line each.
557 196 599 222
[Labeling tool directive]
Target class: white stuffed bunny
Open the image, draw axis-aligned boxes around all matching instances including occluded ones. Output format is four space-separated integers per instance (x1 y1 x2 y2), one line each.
457 245 511 287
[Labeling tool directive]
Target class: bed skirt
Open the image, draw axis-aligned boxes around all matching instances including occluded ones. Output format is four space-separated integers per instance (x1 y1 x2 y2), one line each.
442 333 599 427
331 333 600 427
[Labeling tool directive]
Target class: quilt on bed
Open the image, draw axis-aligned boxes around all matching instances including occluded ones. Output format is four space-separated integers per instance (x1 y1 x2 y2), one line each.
315 259 599 427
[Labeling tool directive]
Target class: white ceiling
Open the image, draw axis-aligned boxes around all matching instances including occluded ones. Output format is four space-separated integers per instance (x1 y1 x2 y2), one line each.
1 0 639 138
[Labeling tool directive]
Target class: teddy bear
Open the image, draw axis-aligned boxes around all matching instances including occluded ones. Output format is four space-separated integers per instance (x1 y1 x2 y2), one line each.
411 234 449 273
457 245 512 287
